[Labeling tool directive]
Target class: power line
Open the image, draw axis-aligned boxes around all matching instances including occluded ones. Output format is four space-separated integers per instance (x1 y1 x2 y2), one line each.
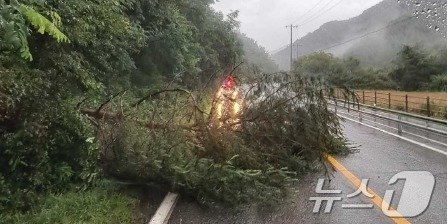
297 0 340 26
299 0 344 26
318 16 414 52
292 0 326 24
275 0 340 56
303 0 338 21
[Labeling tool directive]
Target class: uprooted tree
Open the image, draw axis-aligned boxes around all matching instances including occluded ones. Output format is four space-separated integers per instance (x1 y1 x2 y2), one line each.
80 73 354 206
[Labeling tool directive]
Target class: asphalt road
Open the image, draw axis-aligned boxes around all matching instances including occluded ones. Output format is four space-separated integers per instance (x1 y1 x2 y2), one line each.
334 104 447 152
169 120 447 224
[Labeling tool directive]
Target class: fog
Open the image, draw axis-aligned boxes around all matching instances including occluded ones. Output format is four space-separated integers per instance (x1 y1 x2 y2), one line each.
212 0 384 52
213 0 447 70
331 0 447 64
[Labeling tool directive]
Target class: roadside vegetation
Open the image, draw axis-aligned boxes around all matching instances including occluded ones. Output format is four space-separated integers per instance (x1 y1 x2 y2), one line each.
293 45 447 92
1 182 137 224
0 0 352 222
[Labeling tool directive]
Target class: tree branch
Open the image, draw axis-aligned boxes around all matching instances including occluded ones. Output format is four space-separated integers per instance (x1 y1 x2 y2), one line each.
131 88 207 115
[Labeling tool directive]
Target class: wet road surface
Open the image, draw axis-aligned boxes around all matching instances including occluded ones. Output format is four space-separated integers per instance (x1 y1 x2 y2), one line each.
170 119 447 224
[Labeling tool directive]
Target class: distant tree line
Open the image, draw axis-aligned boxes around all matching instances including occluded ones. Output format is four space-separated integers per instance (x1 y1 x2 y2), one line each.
292 45 447 92
390 45 447 91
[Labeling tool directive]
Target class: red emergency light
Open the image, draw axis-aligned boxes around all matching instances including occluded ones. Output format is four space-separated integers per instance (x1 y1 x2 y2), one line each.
222 75 236 91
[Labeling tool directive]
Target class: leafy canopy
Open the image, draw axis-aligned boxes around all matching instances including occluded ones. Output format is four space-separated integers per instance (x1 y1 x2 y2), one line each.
0 0 68 61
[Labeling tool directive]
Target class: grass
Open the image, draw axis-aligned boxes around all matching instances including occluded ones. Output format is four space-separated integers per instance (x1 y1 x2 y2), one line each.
352 90 447 119
1 183 137 224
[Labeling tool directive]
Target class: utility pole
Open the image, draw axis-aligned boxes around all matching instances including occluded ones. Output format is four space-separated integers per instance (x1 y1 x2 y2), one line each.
286 24 298 71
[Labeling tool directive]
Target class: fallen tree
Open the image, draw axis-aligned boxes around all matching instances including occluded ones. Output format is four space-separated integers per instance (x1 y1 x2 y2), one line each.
80 73 354 206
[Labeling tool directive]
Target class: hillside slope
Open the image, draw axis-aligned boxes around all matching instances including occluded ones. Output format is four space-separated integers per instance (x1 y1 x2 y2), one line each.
273 0 444 70
239 34 279 73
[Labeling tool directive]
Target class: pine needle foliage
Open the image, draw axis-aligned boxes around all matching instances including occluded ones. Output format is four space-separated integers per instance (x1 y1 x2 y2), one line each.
95 74 354 207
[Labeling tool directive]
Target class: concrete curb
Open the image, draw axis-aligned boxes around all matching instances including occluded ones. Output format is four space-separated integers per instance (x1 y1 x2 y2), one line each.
148 192 179 224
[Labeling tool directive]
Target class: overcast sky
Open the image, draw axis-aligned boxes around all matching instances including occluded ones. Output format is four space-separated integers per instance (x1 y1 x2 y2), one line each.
212 0 384 52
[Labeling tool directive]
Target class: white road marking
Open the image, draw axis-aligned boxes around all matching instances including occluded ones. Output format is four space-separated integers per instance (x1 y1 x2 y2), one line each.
339 114 447 157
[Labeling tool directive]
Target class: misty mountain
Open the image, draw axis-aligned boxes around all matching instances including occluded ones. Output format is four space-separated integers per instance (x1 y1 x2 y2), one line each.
239 34 279 73
273 0 445 70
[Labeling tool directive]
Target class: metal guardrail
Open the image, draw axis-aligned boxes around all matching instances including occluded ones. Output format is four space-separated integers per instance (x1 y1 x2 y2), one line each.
329 100 447 140
329 97 447 156
332 98 447 126
329 103 447 137
334 106 447 152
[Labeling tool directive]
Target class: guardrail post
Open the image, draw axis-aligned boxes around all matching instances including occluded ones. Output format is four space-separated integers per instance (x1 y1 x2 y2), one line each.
405 95 409 112
374 91 377 107
388 93 391 109
359 111 363 123
362 91 365 104
397 115 402 135
427 96 431 117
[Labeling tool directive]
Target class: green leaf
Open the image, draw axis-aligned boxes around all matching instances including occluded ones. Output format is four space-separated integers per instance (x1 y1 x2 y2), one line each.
18 4 70 43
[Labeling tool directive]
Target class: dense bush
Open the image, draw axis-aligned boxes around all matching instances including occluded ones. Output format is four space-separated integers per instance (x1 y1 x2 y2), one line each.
429 74 447 91
1 0 144 212
0 183 136 224
0 61 99 212
1 0 244 214
389 45 447 91
389 45 437 91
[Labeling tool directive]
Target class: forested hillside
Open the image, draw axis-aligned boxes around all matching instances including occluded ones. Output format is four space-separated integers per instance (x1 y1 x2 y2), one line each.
273 0 444 70
0 0 243 215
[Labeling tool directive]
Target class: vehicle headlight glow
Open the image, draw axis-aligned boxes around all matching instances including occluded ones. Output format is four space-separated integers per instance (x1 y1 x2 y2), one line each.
213 75 243 129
